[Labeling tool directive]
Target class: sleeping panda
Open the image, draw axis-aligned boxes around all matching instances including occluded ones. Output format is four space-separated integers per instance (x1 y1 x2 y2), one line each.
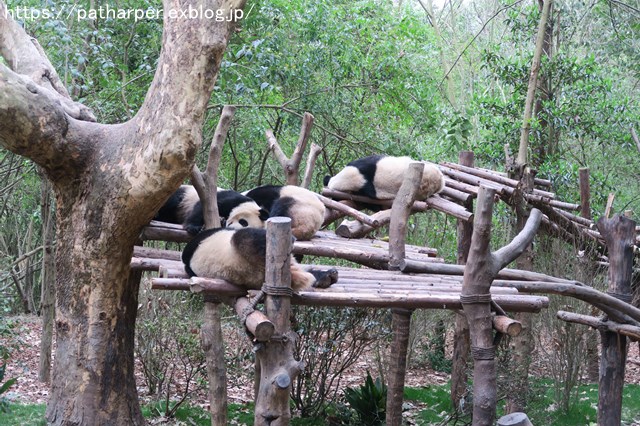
244 185 325 241
182 227 338 291
324 155 445 202
154 185 268 235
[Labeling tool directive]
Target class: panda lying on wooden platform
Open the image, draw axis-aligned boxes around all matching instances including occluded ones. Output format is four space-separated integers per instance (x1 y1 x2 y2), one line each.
244 185 325 241
324 154 445 203
182 227 338 291
154 185 268 235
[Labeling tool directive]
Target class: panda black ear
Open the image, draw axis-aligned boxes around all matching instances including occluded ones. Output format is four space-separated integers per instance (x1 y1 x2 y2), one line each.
259 209 270 221
323 175 331 186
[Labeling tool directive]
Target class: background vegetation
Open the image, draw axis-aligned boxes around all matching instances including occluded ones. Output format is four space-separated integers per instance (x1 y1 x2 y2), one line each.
1 0 638 423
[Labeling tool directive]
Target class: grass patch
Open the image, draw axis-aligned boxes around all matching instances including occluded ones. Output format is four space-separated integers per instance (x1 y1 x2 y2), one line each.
0 403 46 426
3 381 640 425
404 379 640 425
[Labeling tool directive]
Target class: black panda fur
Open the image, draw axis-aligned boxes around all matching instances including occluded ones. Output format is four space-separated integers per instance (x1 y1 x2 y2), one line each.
244 185 325 241
154 185 268 235
182 227 337 291
324 155 445 203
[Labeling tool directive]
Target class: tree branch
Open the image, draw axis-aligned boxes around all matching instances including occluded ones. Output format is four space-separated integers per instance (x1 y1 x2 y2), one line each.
493 208 542 271
0 1 95 121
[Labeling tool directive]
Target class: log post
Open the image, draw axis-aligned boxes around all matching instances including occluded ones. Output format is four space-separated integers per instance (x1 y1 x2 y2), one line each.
596 214 636 426
191 105 235 426
386 162 423 426
462 186 542 426
452 151 474 410
578 167 600 382
254 217 303 425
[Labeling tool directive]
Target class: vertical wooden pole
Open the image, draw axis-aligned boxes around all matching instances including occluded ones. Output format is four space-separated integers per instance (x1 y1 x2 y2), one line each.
451 151 474 410
192 105 236 426
596 215 636 426
578 167 599 382
386 163 423 426
201 294 227 425
254 217 303 426
462 186 497 426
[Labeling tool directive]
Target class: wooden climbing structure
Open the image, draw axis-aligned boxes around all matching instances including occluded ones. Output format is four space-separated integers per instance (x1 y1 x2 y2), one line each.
133 109 639 425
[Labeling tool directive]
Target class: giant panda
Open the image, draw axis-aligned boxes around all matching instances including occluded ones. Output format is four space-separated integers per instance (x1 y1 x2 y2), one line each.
182 227 338 291
324 155 445 202
244 185 325 241
154 185 268 235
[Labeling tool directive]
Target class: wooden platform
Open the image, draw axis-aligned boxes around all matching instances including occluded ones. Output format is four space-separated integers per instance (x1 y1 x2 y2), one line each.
136 255 549 313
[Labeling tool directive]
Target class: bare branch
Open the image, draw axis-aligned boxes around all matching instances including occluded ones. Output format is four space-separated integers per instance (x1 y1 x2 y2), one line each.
493 208 542 271
302 143 323 189
557 311 640 340
631 127 640 155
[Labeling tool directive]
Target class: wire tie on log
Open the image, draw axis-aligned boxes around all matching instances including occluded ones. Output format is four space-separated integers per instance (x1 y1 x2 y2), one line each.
262 285 294 298
606 291 633 303
471 346 496 361
460 294 492 304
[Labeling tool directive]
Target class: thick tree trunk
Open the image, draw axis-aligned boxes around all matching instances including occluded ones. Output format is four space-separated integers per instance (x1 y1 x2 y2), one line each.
0 1 247 424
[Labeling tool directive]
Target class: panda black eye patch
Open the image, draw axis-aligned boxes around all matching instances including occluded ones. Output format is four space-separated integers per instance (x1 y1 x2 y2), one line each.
239 219 248 227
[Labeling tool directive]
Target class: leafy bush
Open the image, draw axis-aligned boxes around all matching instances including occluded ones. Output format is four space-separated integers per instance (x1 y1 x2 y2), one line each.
344 371 386 426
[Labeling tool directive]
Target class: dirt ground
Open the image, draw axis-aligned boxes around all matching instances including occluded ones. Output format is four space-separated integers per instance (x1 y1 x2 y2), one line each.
4 314 640 412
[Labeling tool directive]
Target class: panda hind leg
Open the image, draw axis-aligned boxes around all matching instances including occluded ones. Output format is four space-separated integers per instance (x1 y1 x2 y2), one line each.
289 260 338 291
308 267 338 289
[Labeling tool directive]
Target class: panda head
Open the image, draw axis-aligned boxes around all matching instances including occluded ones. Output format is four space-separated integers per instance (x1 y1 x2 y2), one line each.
226 202 269 229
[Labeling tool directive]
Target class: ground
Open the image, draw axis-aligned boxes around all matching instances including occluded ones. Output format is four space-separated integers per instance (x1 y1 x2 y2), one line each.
2 315 449 407
4 314 640 417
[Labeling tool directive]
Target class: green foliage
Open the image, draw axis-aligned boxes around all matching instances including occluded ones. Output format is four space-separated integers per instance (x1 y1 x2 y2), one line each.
0 403 46 425
0 358 17 413
0 319 18 413
343 371 387 426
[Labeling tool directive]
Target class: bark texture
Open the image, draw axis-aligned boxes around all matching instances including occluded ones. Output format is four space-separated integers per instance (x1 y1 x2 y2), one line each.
0 1 246 424
386 162 423 426
254 218 303 425
451 151 474 411
596 215 636 426
462 186 541 426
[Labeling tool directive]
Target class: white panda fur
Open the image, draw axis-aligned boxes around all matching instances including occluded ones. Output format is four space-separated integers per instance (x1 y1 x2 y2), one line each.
154 185 267 235
182 228 337 291
244 185 325 241
324 155 445 201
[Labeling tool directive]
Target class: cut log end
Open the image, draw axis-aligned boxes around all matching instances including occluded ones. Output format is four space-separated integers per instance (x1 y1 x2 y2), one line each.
497 412 533 426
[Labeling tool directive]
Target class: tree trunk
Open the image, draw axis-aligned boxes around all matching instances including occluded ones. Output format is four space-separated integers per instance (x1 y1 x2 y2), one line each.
516 0 553 167
0 0 247 423
38 171 56 383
